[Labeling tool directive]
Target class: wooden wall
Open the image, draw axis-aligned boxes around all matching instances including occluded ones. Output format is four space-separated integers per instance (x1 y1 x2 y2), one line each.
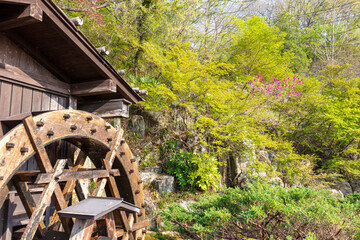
0 33 60 84
0 33 69 119
0 80 68 119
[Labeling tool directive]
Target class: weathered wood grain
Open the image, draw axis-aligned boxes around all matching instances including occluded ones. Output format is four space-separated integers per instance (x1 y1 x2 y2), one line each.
21 87 32 113
0 64 70 95
10 84 22 115
12 180 46 236
71 79 117 96
0 4 43 31
20 159 67 240
0 82 12 117
0 110 146 239
23 116 73 236
69 129 124 240
31 90 42 111
78 99 131 118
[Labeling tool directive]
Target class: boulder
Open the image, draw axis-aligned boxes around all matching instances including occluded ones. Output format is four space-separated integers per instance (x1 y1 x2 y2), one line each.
330 189 344 198
350 179 360 193
140 171 159 189
144 198 158 228
332 180 353 196
268 151 276 161
258 150 271 165
152 175 175 194
144 165 162 174
129 115 146 137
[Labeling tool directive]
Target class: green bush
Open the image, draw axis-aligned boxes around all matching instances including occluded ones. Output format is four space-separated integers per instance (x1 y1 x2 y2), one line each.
161 183 360 239
165 141 221 192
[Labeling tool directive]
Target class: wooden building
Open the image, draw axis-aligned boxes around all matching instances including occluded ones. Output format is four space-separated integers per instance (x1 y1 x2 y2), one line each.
0 0 148 239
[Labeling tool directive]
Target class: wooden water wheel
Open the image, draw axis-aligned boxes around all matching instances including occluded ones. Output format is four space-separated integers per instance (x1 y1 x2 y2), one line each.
0 110 148 240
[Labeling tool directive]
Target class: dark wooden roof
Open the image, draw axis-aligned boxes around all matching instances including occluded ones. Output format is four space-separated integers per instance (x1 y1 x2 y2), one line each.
0 0 142 104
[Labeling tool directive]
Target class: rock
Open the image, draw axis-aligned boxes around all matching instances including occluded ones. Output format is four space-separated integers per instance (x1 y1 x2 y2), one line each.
160 231 183 238
270 177 285 187
258 150 271 165
268 151 276 161
232 175 248 189
144 198 158 228
134 153 141 165
229 153 250 187
129 115 145 137
140 171 160 189
330 189 344 198
332 180 353 196
350 179 360 193
144 165 162 174
179 200 195 211
152 175 175 194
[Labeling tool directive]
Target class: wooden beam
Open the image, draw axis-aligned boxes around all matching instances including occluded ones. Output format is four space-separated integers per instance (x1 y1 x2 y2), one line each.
38 0 142 103
35 169 121 184
0 0 36 5
70 79 117 96
101 159 132 238
78 99 131 118
0 63 70 95
49 151 87 230
14 169 120 183
131 219 150 232
4 193 15 240
0 4 43 31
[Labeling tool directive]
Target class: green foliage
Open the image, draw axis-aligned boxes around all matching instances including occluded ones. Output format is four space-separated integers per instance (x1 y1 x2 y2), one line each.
274 64 360 179
275 13 313 74
165 141 221 192
228 16 293 78
58 0 360 197
161 183 360 239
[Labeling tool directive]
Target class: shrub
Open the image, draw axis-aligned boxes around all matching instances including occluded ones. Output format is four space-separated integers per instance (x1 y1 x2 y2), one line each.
161 183 360 239
165 142 221 192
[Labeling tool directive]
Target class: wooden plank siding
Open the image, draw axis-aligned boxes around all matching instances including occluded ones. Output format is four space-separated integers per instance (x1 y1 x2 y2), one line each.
0 80 69 119
0 33 60 86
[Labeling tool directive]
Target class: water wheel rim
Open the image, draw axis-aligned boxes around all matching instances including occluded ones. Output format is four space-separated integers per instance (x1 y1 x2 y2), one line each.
0 110 147 240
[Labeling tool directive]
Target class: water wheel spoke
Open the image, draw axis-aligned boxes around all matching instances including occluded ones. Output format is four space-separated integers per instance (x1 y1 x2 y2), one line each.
23 116 73 235
20 159 67 240
102 158 131 234
49 150 88 230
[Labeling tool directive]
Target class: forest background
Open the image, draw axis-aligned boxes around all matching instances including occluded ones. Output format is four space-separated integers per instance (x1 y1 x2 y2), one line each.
57 0 360 238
